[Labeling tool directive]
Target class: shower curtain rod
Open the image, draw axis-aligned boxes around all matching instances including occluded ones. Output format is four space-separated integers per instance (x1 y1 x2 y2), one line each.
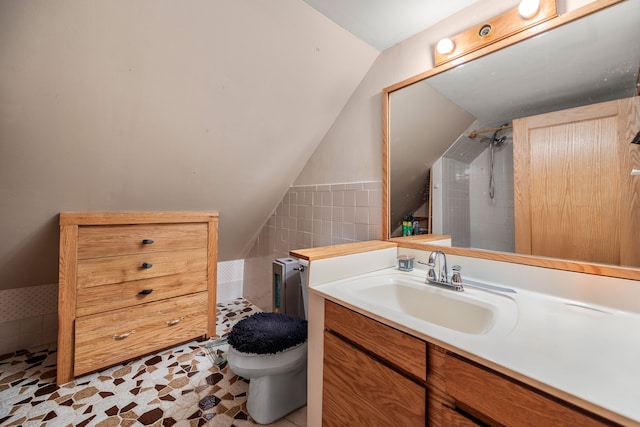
468 124 513 139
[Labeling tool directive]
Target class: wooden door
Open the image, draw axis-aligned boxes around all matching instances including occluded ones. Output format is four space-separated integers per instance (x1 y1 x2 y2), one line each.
513 96 640 266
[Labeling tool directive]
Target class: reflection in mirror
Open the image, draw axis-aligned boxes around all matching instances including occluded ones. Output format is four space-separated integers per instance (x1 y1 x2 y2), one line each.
387 0 640 267
389 85 475 237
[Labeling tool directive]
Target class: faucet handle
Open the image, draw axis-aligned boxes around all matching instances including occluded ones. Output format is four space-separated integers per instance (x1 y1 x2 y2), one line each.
451 265 462 284
417 260 438 281
426 262 437 281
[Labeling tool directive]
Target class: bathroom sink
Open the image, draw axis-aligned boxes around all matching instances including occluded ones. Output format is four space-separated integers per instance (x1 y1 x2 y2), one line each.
359 281 494 334
318 272 518 336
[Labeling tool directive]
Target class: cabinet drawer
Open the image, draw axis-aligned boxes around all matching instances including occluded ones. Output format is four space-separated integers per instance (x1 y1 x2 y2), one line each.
445 354 609 427
74 292 208 376
76 270 207 316
77 248 207 288
324 300 427 382
77 223 207 259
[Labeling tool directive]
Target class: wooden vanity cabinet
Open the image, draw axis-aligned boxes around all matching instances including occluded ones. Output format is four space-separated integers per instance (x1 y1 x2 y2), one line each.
323 300 427 426
57 212 218 385
444 354 616 427
322 300 619 426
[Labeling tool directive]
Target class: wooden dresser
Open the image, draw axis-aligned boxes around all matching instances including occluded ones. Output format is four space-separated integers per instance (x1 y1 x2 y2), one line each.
57 212 218 385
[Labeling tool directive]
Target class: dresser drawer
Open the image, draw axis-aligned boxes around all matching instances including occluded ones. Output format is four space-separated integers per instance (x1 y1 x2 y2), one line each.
77 248 207 288
74 292 208 376
77 223 207 259
76 270 207 316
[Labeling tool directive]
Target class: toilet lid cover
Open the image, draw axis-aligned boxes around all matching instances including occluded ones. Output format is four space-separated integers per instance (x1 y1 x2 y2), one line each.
228 312 308 354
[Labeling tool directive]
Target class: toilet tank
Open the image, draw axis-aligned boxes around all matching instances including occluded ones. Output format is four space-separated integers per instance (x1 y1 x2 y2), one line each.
273 258 305 319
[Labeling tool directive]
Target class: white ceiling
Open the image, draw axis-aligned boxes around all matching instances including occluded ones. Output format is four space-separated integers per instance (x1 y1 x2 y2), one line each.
301 0 482 51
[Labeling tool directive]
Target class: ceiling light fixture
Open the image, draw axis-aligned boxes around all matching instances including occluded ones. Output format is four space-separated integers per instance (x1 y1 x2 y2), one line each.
433 0 555 67
518 0 541 19
436 38 455 55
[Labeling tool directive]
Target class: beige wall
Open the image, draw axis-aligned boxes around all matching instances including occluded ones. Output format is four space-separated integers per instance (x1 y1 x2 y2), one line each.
294 0 596 186
0 0 378 290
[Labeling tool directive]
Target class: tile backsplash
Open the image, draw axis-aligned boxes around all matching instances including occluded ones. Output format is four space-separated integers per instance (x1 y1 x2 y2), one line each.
243 181 383 310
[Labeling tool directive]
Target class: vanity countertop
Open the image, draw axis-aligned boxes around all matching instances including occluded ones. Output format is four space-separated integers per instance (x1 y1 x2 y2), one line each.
291 240 396 261
311 266 640 426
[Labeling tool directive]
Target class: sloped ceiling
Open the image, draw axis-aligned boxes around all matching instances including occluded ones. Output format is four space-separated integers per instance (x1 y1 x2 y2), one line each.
0 0 378 288
301 0 482 50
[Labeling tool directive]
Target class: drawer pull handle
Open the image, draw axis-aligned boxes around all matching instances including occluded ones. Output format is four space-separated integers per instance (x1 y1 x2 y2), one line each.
141 262 153 269
142 239 154 245
112 330 136 340
138 289 153 295
166 317 185 326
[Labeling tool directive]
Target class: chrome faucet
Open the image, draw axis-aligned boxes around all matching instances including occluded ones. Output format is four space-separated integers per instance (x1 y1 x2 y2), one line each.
424 250 464 292
428 250 448 284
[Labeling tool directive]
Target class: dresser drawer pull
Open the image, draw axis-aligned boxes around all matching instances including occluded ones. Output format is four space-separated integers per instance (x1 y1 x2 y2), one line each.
166 317 185 326
141 262 153 269
138 289 153 295
112 330 136 340
142 239 154 245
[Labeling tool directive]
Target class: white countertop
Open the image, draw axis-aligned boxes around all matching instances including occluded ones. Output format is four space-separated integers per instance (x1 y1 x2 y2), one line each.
311 266 640 425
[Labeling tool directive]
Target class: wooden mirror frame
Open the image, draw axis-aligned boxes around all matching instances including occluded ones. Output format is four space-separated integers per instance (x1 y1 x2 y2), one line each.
382 0 640 281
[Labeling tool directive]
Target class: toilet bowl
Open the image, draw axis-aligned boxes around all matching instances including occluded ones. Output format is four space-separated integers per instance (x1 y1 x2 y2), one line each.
227 341 307 424
227 257 310 425
227 312 308 424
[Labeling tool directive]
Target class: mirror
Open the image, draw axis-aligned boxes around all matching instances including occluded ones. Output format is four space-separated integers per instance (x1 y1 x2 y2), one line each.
384 0 640 274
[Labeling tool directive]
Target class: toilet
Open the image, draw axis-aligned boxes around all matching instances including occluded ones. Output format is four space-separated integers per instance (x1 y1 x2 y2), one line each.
226 259 309 425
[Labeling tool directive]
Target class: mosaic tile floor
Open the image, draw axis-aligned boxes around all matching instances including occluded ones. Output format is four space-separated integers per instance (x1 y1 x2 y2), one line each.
0 298 307 427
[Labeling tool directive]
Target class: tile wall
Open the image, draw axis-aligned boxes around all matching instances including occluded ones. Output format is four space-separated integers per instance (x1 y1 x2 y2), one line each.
442 158 471 247
469 143 515 252
243 181 383 310
442 142 514 251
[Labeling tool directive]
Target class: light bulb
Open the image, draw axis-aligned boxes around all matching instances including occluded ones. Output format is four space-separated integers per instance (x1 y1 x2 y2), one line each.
436 38 455 55
519 0 540 19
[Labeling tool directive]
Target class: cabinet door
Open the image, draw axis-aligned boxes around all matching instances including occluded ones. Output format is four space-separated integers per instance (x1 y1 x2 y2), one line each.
513 96 640 266
322 332 426 427
324 300 427 382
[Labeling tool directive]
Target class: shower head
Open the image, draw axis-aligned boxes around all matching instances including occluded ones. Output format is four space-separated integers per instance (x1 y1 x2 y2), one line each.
493 136 507 147
491 123 510 147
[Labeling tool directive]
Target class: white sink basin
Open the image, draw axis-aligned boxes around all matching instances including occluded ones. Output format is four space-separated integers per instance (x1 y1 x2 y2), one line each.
360 281 494 334
318 272 518 337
